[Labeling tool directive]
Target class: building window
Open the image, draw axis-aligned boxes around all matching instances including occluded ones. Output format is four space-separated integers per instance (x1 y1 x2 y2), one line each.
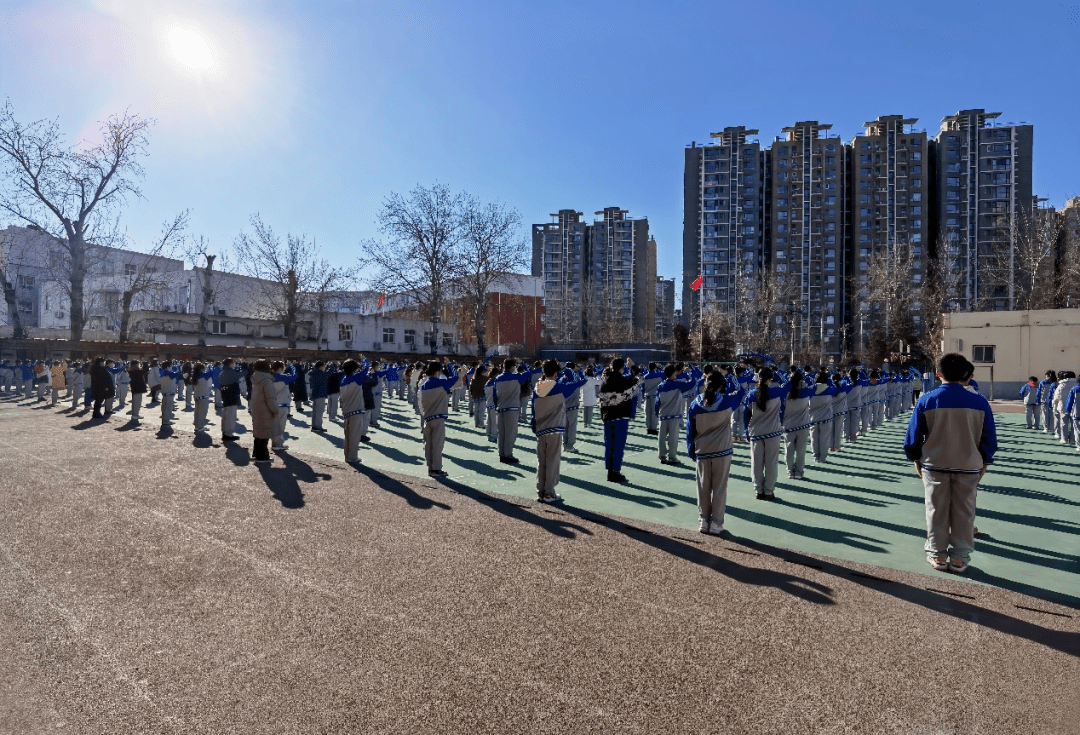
212 320 228 334
382 327 396 343
441 332 453 347
403 329 416 345
972 345 995 363
16 275 34 288
424 331 434 346
338 323 353 341
124 263 137 277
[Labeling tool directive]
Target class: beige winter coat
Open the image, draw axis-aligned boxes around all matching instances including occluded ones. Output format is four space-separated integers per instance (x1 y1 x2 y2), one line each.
249 370 278 439
50 363 66 390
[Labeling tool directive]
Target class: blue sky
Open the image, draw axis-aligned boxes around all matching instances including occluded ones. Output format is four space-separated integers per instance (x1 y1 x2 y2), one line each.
1 0 1078 306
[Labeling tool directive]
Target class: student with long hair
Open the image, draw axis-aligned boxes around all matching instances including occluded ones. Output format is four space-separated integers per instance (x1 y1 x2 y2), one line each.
686 370 741 534
744 366 786 500
248 359 278 463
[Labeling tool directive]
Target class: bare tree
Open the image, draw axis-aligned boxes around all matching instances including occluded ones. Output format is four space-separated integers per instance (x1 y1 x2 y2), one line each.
989 205 1062 311
115 211 188 342
0 102 153 341
234 215 352 349
919 233 969 370
361 184 464 355
0 228 27 338
454 196 529 358
183 235 234 347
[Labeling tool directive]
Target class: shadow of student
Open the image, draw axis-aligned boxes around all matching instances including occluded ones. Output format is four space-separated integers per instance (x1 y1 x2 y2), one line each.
352 463 451 510
732 535 1080 655
114 418 143 432
70 416 108 430
256 452 332 509
224 441 251 467
447 455 528 480
555 504 834 605
439 477 593 540
192 432 215 449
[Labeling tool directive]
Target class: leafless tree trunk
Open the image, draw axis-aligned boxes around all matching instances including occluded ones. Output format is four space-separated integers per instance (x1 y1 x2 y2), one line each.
184 236 231 347
0 102 152 342
361 184 463 355
989 205 1062 311
0 230 26 339
116 211 188 342
234 215 352 349
455 196 528 359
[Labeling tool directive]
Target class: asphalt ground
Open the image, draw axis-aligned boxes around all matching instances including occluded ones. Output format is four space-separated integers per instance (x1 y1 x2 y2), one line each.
1 390 1078 734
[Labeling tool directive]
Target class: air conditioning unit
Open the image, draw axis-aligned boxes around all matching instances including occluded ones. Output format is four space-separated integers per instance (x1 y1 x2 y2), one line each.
55 312 65 319
373 342 382 350
253 328 263 338
343 340 353 349
410 343 417 352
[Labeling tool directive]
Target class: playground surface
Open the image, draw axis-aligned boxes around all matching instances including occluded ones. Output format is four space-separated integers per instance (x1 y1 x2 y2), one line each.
1 392 1077 734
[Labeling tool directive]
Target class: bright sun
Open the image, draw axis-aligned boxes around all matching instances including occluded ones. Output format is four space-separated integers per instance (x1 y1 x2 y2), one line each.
168 27 213 70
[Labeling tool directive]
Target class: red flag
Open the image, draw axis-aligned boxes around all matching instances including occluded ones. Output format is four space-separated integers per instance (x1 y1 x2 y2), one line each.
690 275 703 291
377 293 385 308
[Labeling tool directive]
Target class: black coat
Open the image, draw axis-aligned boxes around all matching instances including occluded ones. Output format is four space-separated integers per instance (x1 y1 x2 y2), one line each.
90 364 115 401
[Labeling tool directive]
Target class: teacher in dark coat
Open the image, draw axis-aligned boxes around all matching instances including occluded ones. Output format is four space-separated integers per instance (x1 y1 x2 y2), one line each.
90 357 115 419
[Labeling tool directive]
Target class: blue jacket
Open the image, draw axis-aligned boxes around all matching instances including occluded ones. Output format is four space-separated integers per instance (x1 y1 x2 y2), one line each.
308 368 329 399
686 389 742 460
904 383 997 473
1065 385 1080 416
1036 378 1054 405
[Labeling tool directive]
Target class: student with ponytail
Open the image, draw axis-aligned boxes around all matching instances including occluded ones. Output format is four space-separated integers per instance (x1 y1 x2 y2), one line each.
782 370 814 480
686 370 741 534
743 366 786 500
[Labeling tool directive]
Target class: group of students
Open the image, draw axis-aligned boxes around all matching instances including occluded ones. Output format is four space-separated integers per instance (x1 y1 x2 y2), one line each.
3 349 1020 572
1018 370 1080 449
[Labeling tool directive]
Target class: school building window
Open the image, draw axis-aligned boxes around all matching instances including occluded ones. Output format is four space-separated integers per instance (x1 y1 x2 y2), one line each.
972 345 995 363
404 329 416 344
338 323 353 341
382 327 396 343
125 264 137 277
212 320 228 334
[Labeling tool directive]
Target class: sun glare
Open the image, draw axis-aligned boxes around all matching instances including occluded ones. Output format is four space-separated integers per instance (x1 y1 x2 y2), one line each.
168 27 213 70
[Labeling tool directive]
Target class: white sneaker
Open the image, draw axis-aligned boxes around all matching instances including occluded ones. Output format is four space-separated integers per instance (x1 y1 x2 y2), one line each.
699 518 710 533
709 521 724 535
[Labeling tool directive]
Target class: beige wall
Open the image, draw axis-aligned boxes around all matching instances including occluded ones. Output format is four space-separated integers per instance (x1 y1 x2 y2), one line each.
942 309 1080 396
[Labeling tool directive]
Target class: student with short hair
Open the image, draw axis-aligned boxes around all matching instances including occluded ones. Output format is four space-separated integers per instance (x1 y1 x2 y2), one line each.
1037 370 1057 434
419 361 466 477
655 364 694 465
1019 376 1040 429
248 360 278 463
783 370 814 480
904 353 997 574
338 358 370 464
599 358 642 483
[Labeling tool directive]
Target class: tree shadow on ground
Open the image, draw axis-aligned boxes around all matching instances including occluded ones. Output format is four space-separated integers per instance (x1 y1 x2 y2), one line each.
438 477 592 540
256 452 331 509
352 464 451 510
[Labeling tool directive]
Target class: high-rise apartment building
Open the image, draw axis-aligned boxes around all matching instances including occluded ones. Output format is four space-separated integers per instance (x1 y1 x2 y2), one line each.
654 275 675 341
681 126 765 328
767 121 848 353
931 109 1033 310
532 207 655 342
849 115 931 336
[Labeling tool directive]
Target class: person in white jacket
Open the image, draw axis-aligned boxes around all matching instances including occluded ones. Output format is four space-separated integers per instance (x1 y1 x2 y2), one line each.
1053 371 1078 445
582 367 601 427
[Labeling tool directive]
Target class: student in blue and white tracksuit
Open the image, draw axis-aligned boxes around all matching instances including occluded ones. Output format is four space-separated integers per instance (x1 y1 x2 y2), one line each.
744 367 786 500
419 361 466 477
783 371 814 480
1054 372 1077 445
655 365 694 465
1037 371 1057 435
831 372 851 452
1019 376 1040 429
808 371 836 463
687 371 742 534
641 364 665 435
905 353 997 574
192 363 218 433
1065 380 1080 452
531 361 587 502
485 366 500 443
493 359 539 463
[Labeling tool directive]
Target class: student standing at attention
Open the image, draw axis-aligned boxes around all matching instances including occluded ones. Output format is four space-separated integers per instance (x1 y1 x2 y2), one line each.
904 353 997 574
686 370 741 535
744 366 786 501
